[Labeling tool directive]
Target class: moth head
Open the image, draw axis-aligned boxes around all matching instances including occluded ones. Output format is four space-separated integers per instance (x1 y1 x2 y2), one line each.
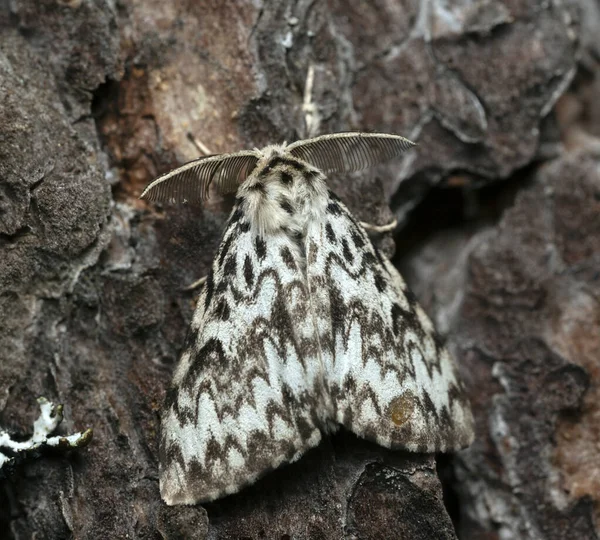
139 132 415 204
241 144 315 190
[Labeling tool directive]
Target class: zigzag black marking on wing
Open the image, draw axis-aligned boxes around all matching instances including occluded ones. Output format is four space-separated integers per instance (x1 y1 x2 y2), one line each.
204 434 247 469
219 276 314 371
173 342 320 435
178 338 314 427
314 197 472 448
209 263 304 308
171 246 322 430
324 230 451 382
325 292 410 383
324 248 427 329
191 432 295 495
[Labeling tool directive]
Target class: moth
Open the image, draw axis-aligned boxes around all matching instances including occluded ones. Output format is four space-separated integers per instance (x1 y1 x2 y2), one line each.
141 132 474 505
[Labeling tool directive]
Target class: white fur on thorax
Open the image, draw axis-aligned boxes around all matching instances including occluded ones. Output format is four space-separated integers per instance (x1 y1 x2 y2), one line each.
237 145 329 238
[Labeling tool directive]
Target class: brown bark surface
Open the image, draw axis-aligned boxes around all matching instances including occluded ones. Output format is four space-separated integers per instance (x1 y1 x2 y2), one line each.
0 0 597 539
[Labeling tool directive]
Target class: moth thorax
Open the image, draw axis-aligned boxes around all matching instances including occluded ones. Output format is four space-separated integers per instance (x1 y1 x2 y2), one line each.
240 157 326 235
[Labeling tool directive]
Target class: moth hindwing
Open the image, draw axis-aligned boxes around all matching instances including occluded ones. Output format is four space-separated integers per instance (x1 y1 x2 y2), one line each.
142 132 474 505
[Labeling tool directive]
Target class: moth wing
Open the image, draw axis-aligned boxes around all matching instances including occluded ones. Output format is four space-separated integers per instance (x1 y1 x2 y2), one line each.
307 192 474 452
160 210 324 505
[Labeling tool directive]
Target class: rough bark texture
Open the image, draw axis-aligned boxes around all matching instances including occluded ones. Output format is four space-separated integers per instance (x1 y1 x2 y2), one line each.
0 0 597 539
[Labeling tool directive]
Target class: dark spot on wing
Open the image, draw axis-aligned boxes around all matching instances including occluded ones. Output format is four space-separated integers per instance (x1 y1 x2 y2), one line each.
218 234 235 267
215 298 230 321
325 222 336 244
280 246 296 270
329 285 345 336
229 207 243 224
245 431 270 467
307 239 318 266
344 376 356 393
203 271 214 311
374 272 386 292
391 302 419 338
351 228 365 249
439 404 452 427
373 246 386 268
163 385 180 412
280 171 293 185
403 287 418 307
185 338 227 382
215 280 227 295
421 391 438 418
239 222 251 233
223 255 236 277
327 201 342 215
244 255 254 288
363 252 377 267
255 236 267 261
342 238 353 263
391 303 404 336
281 384 295 410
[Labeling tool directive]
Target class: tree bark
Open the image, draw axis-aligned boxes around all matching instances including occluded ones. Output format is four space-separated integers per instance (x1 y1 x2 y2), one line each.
0 0 596 539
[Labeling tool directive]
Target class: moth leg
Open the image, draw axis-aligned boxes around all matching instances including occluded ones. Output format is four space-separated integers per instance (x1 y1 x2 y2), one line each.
183 275 207 291
359 218 398 234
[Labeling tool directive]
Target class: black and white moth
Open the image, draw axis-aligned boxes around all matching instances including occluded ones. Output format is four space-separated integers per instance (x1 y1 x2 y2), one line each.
141 132 474 505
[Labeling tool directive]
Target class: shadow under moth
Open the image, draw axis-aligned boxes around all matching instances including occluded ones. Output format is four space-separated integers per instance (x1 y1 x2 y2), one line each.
141 132 475 505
